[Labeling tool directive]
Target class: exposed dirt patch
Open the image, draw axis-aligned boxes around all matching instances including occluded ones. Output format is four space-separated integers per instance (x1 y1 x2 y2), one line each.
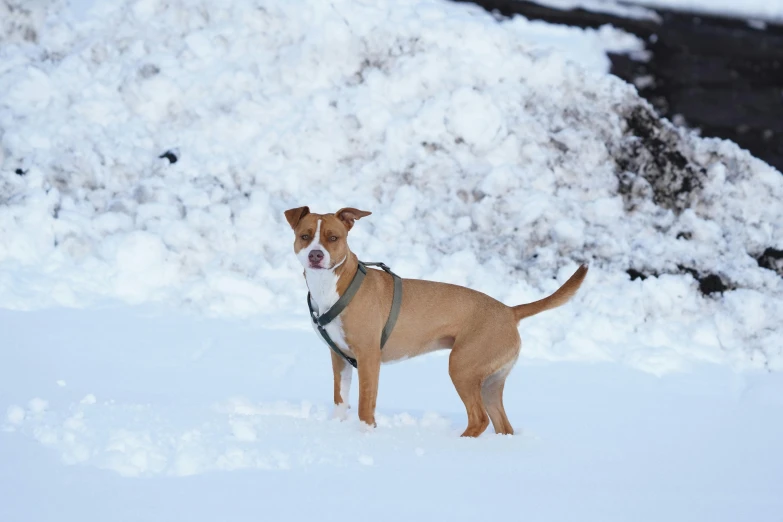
615 105 706 212
628 266 733 296
757 247 783 277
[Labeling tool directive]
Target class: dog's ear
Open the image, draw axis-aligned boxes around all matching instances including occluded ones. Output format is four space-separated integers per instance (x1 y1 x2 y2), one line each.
284 206 310 229
335 207 371 231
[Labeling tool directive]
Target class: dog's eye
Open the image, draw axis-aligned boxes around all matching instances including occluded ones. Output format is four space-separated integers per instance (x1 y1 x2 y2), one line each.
328 236 338 242
300 234 310 240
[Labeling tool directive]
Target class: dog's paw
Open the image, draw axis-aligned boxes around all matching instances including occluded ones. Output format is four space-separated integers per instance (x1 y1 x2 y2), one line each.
330 403 350 421
359 419 376 433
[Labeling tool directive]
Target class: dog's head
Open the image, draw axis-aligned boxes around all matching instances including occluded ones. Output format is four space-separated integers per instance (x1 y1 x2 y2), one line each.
284 206 371 270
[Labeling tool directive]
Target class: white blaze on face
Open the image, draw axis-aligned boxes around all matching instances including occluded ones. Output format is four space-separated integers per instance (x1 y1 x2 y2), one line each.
296 219 331 270
300 219 336 313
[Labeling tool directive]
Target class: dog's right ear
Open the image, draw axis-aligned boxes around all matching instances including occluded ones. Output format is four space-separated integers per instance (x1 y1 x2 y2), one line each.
284 206 310 229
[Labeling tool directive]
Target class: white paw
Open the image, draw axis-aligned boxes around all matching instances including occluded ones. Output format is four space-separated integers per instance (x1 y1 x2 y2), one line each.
359 420 376 434
330 403 350 421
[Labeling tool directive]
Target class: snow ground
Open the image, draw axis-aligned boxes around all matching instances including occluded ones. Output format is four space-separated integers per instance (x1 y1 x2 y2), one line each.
1 1 783 519
2 306 782 522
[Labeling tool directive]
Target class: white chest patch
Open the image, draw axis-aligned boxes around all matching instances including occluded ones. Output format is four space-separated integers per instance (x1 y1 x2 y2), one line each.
306 264 353 356
310 317 351 354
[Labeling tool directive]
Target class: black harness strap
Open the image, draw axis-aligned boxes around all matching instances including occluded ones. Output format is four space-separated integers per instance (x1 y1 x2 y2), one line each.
364 262 402 349
310 263 366 328
307 261 402 368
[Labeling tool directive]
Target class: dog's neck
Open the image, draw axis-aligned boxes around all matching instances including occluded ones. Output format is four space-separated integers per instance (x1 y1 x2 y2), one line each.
305 252 359 314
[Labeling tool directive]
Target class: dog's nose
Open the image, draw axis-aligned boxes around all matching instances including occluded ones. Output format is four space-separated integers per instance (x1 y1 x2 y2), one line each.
308 250 324 264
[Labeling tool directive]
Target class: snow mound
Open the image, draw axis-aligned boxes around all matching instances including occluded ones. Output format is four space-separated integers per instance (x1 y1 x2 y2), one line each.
0 0 781 372
622 0 783 23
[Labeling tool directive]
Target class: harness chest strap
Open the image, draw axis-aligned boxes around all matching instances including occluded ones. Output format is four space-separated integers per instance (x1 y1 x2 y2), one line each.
307 261 402 369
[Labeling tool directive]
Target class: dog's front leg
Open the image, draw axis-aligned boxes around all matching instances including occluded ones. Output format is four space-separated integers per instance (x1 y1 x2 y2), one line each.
330 351 352 420
357 351 381 428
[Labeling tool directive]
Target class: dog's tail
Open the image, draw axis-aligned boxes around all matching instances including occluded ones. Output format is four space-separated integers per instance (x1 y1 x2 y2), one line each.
512 265 588 322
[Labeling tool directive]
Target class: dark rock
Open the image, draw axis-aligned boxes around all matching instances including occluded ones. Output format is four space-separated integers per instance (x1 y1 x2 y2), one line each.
627 268 648 281
677 264 731 294
627 266 732 295
15 168 27 176
698 273 728 295
757 247 783 276
159 150 178 164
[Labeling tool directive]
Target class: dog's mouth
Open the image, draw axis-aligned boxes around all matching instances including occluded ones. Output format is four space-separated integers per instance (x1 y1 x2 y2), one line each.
308 262 325 270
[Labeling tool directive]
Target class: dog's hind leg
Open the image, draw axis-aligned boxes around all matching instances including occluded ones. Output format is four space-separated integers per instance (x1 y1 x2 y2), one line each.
449 345 490 437
482 362 515 435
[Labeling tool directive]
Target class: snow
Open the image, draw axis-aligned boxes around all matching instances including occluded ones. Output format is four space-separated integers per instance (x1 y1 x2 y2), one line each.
622 0 783 22
6 405 25 426
534 0 783 23
1 306 782 520
534 0 662 21
28 397 49 413
1 0 783 519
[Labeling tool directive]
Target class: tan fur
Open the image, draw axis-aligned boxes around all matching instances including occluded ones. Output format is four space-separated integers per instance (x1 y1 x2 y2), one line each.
285 206 588 437
512 265 588 321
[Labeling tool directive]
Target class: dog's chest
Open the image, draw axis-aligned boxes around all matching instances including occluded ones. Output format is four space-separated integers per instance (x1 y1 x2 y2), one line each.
306 269 352 354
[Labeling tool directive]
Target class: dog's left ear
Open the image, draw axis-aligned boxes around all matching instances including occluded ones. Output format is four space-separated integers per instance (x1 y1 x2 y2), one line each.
336 207 371 231
284 206 310 229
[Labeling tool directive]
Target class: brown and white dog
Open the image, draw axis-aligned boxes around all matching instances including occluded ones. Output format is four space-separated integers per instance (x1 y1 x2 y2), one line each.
284 206 588 437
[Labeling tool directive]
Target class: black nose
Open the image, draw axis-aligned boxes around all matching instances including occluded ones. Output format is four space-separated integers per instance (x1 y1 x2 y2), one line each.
308 250 324 263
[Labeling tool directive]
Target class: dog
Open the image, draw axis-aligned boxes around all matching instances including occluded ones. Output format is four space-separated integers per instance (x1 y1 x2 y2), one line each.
284 206 588 437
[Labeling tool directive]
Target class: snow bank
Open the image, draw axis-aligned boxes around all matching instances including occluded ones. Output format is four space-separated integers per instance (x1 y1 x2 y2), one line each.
536 0 783 23
0 0 781 373
532 0 662 22
623 0 783 22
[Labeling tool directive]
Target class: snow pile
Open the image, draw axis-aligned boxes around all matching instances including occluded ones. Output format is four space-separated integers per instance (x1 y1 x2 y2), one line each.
537 0 783 23
623 0 783 22
0 0 781 373
533 0 662 22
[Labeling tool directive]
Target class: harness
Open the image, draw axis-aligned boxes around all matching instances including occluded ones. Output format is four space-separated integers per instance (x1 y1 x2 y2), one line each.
307 261 402 368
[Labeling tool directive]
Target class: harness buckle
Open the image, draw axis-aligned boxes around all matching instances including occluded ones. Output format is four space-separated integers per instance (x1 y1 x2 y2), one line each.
364 261 393 274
